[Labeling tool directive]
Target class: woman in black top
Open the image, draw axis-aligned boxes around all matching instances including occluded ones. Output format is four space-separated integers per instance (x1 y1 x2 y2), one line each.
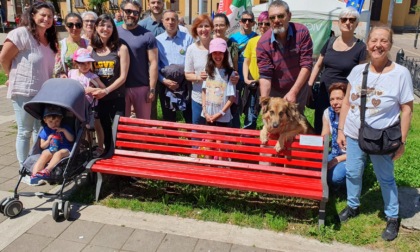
89 14 129 154
309 7 367 134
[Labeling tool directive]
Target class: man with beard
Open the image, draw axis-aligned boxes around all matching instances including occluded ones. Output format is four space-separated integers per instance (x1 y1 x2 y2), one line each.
139 0 165 37
118 0 158 119
257 0 313 114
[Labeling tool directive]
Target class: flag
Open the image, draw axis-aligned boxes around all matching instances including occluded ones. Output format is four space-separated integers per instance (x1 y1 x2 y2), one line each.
346 0 365 13
218 0 253 35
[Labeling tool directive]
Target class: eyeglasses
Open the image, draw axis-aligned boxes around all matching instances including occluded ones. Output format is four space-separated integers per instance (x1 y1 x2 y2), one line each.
269 14 286 21
66 22 83 29
340 17 357 23
83 19 96 24
258 22 270 27
123 9 140 16
241 18 254 23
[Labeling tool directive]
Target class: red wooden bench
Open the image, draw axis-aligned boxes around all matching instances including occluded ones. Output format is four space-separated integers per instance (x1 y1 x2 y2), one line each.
86 116 329 226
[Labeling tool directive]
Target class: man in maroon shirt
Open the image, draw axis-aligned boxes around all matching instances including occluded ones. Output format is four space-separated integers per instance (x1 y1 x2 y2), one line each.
257 0 313 113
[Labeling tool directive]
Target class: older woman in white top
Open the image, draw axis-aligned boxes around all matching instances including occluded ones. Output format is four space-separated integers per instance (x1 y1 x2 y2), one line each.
0 2 58 168
81 11 98 43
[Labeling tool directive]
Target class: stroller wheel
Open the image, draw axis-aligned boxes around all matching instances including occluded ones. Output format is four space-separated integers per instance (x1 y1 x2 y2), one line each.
63 201 71 220
0 197 9 214
52 202 59 221
3 199 23 218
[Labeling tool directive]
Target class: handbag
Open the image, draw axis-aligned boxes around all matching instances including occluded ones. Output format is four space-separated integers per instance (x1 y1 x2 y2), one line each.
358 64 402 155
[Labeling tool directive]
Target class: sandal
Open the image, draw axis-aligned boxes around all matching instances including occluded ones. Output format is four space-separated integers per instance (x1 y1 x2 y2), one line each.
35 169 51 179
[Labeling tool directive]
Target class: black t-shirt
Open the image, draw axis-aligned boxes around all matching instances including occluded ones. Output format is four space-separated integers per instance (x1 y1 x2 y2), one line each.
320 37 367 88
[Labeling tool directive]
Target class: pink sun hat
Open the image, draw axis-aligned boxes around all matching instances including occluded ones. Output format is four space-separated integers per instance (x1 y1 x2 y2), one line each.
73 48 95 62
209 38 227 54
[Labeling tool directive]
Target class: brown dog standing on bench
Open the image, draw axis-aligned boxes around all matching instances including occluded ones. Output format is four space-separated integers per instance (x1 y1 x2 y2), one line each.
260 97 314 152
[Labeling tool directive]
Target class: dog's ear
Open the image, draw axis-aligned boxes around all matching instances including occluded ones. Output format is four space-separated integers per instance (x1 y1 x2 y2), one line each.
260 97 270 114
285 101 300 121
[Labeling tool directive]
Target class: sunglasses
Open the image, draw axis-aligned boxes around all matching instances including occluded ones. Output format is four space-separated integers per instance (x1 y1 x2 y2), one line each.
258 22 270 27
66 22 83 29
241 18 254 23
269 14 286 21
123 9 140 16
83 19 96 24
340 17 357 23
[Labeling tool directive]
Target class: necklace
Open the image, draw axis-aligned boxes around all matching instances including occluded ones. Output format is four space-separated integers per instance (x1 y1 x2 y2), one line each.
370 60 390 86
340 36 355 51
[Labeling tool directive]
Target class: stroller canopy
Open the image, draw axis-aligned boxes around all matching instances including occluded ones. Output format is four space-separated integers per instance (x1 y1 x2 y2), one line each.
24 79 88 122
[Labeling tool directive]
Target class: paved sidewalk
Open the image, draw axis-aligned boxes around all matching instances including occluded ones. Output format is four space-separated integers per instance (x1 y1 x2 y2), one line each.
2 32 420 251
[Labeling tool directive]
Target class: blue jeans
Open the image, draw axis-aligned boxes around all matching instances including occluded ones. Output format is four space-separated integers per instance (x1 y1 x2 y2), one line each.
191 99 205 125
243 88 258 130
12 95 41 167
346 137 399 218
327 153 346 189
230 81 244 128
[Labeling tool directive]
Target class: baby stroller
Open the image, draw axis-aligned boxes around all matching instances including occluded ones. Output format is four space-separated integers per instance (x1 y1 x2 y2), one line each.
0 79 94 221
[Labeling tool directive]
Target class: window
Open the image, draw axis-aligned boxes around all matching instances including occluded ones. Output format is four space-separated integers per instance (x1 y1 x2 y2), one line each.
409 0 417 14
75 0 84 8
170 0 179 12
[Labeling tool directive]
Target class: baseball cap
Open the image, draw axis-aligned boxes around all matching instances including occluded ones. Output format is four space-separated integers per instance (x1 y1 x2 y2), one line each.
73 48 95 62
44 105 63 117
209 38 227 54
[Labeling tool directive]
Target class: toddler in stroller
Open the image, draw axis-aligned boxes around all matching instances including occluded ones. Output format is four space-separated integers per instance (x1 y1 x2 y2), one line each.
0 78 94 221
23 105 75 186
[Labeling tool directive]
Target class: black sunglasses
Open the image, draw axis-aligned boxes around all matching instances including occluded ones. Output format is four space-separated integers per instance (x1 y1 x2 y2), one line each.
241 18 254 23
66 22 82 29
123 9 140 16
340 17 357 23
258 22 270 27
269 14 286 21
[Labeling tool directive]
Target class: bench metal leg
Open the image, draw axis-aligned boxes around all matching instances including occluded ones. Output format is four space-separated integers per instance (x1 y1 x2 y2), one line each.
95 172 103 202
318 200 327 228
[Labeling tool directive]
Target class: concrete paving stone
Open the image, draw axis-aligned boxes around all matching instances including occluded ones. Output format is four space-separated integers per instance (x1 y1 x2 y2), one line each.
0 165 20 179
58 219 104 244
0 214 8 223
230 244 267 252
193 239 232 252
0 179 19 192
42 238 86 252
0 154 19 166
122 228 165 252
26 215 72 238
157 234 198 252
82 244 120 252
2 233 53 252
89 224 134 249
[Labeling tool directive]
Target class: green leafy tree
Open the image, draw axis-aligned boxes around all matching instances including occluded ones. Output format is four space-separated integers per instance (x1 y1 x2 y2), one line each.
88 0 109 15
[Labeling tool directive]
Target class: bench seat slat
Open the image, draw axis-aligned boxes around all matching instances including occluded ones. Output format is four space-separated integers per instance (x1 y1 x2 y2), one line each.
92 157 323 189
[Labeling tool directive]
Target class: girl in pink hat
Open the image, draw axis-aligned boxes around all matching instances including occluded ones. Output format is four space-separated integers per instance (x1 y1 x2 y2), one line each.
201 38 236 127
67 48 107 157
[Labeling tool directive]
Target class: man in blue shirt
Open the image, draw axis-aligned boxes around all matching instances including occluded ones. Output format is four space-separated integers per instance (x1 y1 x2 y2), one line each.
228 10 257 129
156 10 194 122
139 0 165 37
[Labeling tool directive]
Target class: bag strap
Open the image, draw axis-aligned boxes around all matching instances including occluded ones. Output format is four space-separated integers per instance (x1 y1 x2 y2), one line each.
360 63 370 124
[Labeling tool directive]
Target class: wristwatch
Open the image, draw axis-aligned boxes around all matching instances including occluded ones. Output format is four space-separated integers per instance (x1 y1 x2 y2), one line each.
149 88 155 94
219 111 226 116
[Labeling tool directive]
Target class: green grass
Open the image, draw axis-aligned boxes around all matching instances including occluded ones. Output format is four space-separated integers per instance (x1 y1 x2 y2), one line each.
0 69 6 85
69 101 420 251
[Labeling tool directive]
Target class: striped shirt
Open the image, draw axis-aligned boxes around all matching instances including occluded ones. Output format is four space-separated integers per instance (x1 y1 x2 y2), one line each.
257 22 313 94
